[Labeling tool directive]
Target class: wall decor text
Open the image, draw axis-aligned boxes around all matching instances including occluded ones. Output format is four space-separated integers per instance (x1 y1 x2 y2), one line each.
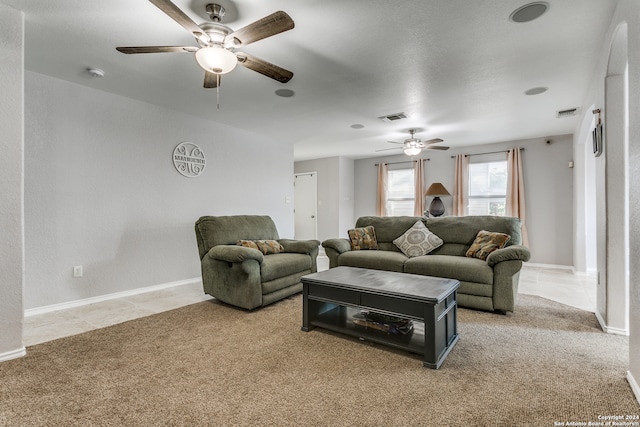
173 142 206 178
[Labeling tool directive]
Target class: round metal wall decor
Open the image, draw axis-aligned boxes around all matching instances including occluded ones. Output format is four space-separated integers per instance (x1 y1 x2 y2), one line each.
173 142 206 178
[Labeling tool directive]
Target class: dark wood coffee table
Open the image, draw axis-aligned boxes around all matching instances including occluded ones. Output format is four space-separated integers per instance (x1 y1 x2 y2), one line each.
301 266 459 369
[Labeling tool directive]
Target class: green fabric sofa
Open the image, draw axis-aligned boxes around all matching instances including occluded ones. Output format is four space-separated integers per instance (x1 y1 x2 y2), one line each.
322 216 531 313
195 215 320 310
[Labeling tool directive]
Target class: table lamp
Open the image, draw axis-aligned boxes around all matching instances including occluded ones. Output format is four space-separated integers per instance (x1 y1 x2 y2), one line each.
424 183 451 217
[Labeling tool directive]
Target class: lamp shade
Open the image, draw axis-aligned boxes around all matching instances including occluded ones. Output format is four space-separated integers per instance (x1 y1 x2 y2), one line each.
424 182 451 197
403 146 421 156
195 46 238 74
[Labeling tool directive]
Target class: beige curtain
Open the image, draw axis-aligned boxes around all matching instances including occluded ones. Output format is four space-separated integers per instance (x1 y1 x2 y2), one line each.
506 148 529 246
452 154 469 216
376 162 388 216
413 159 425 216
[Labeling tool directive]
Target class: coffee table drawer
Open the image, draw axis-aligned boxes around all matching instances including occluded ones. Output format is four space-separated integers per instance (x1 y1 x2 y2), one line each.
308 284 359 305
360 293 424 318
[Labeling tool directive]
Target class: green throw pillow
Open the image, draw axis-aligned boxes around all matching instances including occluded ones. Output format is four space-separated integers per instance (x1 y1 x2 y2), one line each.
348 225 378 250
465 230 511 260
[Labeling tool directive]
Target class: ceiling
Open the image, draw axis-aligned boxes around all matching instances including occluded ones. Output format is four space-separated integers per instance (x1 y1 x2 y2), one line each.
4 0 618 161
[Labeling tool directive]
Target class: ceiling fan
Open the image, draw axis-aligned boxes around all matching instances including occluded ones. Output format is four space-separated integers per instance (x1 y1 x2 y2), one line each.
376 129 449 155
116 0 294 89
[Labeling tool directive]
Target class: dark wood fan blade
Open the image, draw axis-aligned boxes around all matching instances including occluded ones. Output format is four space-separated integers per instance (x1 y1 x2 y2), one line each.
204 72 219 88
236 52 293 83
426 145 450 150
226 11 294 47
148 0 210 43
375 147 402 152
116 46 198 54
424 138 444 144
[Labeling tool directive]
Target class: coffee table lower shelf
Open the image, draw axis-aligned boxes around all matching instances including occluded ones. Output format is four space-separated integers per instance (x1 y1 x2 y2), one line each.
304 303 428 355
302 297 458 369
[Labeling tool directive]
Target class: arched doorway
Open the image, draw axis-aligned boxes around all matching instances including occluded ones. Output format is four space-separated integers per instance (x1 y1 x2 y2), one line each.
596 22 629 334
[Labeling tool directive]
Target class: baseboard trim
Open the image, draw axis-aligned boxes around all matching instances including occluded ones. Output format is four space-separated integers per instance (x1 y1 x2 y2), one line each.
0 347 26 362
628 371 640 405
24 277 201 317
525 263 574 271
594 309 629 336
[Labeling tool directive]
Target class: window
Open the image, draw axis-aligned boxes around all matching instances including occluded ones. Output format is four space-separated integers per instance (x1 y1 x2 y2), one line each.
468 161 507 216
386 168 415 216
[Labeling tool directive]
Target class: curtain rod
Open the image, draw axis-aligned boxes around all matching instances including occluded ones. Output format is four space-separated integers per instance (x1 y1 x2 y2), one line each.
374 158 430 166
450 147 524 159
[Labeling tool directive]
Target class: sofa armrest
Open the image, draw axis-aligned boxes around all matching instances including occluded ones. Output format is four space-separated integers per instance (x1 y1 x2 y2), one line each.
208 245 264 264
322 238 352 254
278 239 321 254
486 245 531 267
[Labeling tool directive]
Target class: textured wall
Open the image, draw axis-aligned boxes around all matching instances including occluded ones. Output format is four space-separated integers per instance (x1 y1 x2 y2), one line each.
24 72 295 309
0 3 25 359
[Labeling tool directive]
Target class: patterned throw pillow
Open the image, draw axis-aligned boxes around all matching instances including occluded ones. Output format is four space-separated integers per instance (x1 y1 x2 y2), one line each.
348 226 378 250
237 240 284 255
237 240 259 250
393 221 443 257
465 230 511 260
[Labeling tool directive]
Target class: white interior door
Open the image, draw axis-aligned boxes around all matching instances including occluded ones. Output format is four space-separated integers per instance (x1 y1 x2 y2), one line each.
294 172 317 240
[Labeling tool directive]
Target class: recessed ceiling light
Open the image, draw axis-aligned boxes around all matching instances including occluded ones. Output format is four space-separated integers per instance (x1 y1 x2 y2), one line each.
510 2 549 23
350 124 365 129
525 86 548 95
275 89 295 97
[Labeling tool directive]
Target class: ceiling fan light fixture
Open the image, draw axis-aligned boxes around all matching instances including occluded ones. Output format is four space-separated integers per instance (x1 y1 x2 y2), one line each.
195 46 238 74
404 147 421 156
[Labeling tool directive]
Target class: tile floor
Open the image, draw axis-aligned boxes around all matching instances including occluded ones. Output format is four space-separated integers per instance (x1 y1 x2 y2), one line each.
23 258 597 347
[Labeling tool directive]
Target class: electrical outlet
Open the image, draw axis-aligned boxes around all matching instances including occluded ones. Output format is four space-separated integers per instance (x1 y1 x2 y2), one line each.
73 265 83 278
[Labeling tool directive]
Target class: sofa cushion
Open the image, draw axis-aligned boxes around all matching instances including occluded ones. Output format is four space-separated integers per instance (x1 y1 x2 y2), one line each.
348 225 378 250
355 216 423 245
425 216 522 247
465 230 511 260
260 253 312 283
404 255 494 285
393 221 443 257
338 250 407 272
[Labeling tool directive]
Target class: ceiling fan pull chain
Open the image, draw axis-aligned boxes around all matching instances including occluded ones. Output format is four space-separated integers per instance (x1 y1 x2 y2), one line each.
217 74 220 110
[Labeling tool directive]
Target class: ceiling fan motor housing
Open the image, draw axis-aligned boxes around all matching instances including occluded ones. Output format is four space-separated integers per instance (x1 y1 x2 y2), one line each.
206 4 225 22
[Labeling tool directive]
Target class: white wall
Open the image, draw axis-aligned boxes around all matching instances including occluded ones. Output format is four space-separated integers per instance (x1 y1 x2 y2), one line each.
24 71 295 310
338 157 355 235
354 135 574 266
580 0 640 402
0 3 25 361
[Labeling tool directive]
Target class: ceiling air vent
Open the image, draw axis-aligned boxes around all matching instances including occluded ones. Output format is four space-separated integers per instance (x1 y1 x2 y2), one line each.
379 112 408 122
557 108 578 118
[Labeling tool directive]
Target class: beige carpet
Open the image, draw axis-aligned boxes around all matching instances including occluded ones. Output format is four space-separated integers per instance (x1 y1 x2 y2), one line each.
1 294 638 426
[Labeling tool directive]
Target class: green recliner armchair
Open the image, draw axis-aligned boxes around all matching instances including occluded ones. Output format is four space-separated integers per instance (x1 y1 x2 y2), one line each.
195 215 320 310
